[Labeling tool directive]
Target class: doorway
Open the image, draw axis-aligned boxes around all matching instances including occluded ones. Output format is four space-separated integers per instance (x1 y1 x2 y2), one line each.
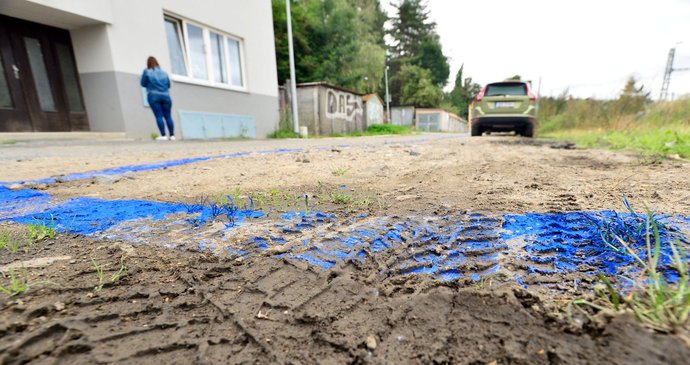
0 15 88 132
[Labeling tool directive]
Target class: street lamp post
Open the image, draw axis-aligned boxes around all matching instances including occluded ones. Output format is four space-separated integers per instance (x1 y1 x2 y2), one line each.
286 0 299 133
384 65 391 123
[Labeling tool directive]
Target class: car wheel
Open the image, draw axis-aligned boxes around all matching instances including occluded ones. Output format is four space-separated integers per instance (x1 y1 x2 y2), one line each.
471 123 481 137
522 124 534 138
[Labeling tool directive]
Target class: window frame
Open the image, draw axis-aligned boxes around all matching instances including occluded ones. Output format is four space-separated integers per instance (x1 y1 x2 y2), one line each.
164 14 247 92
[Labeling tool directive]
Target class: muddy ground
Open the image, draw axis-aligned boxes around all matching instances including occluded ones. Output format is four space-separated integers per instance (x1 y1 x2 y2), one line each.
1 133 689 364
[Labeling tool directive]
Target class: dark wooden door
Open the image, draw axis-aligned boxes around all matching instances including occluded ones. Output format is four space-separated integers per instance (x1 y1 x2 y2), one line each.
0 15 88 132
0 21 31 131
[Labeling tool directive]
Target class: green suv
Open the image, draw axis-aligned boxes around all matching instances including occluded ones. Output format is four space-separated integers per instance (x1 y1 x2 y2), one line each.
470 81 537 137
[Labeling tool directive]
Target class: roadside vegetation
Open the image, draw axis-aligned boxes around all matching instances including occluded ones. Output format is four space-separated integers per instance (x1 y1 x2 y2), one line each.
270 123 413 139
331 124 412 137
571 210 690 332
539 77 690 159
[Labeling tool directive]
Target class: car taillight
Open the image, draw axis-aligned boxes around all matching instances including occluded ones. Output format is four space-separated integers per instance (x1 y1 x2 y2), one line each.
475 86 486 102
526 84 537 101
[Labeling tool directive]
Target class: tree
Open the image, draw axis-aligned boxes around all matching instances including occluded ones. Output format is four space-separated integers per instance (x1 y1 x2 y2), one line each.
448 65 482 118
398 64 443 107
272 0 387 94
387 0 449 105
616 76 651 115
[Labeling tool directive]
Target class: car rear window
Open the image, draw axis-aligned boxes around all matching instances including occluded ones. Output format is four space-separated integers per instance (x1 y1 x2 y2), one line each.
485 83 527 96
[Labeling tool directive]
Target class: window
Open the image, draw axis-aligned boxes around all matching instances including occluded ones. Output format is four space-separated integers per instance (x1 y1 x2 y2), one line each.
163 15 245 89
164 18 187 76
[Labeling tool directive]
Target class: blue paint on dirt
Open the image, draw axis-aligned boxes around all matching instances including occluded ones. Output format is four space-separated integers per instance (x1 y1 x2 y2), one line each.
1 187 263 235
0 186 52 218
2 184 689 287
503 211 689 281
0 148 304 187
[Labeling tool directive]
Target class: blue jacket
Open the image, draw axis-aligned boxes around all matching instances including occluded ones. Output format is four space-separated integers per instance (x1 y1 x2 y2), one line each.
140 67 170 95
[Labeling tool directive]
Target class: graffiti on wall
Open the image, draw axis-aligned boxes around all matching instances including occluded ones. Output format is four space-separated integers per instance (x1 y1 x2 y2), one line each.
326 89 362 122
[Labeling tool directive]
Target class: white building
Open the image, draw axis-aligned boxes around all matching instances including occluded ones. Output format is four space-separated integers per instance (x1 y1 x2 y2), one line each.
0 0 279 139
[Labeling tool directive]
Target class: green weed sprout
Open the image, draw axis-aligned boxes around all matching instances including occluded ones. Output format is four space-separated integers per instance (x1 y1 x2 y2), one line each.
27 217 56 242
331 166 351 176
572 212 690 332
93 256 127 293
0 229 9 251
92 258 105 292
330 191 352 205
0 269 31 297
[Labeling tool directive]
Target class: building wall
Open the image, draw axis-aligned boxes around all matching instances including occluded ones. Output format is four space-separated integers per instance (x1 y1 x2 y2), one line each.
364 98 384 127
391 106 415 126
416 109 468 133
1 0 279 138
317 86 363 135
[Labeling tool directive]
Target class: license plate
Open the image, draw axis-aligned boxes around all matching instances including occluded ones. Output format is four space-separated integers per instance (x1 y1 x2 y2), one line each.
495 102 515 108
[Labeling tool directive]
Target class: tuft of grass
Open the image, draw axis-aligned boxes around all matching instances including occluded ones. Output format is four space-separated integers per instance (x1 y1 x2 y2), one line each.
0 269 31 297
329 191 353 205
150 132 158 141
6 236 22 254
27 218 56 242
92 258 105 292
92 256 127 293
110 256 127 283
1 140 18 145
571 211 690 332
331 166 351 176
268 130 299 139
0 229 9 251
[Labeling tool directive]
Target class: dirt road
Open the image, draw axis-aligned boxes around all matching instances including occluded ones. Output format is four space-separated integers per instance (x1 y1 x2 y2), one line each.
1 134 689 364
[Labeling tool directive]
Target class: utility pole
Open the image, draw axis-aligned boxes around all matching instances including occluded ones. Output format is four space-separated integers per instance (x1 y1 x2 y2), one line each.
660 46 690 101
286 0 299 133
384 65 391 123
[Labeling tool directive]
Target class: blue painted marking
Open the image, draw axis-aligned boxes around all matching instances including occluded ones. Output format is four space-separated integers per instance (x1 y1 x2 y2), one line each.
1 183 688 287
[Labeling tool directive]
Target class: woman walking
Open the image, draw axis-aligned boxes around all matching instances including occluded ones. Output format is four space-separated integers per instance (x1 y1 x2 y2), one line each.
140 56 175 140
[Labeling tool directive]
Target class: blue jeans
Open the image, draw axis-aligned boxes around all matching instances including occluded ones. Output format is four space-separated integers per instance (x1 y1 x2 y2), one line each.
148 93 174 137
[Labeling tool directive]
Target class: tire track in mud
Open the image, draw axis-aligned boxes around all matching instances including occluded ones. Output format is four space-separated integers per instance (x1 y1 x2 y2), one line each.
2 184 689 292
2 236 690 364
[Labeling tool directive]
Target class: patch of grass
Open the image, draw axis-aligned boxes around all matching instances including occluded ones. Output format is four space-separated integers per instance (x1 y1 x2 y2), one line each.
365 124 412 135
330 124 413 138
268 130 299 139
27 218 56 242
6 236 22 254
539 97 690 159
150 132 158 141
571 212 690 332
1 140 18 145
331 166 351 176
544 128 690 159
0 269 31 297
0 229 9 250
329 191 353 205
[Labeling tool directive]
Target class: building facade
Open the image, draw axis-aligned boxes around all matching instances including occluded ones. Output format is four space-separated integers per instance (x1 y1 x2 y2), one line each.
0 0 279 138
362 93 383 127
416 108 468 133
284 82 365 136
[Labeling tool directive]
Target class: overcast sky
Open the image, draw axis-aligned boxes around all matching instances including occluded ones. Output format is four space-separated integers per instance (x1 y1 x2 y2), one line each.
383 0 690 99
